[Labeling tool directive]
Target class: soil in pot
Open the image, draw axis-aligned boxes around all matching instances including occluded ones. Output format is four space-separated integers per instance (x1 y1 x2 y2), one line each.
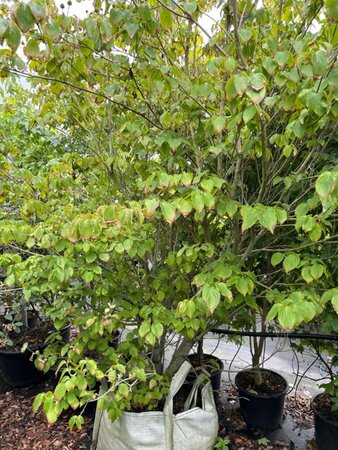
2 320 70 352
235 369 288 430
311 392 338 450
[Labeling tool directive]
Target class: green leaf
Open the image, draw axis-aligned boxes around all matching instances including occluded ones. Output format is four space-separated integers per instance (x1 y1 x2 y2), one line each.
151 322 163 339
203 192 215 209
266 304 281 322
99 253 110 262
46 408 58 424
184 1 198 15
315 172 335 199
28 1 47 20
271 252 284 267
275 208 288 224
332 295 338 313
218 283 232 301
243 105 256 124
82 271 94 283
0 18 8 38
293 120 305 138
306 92 322 112
310 263 325 280
134 368 147 382
241 205 257 232
118 383 129 397
212 116 226 133
14 3 35 32
139 320 151 337
283 254 300 273
192 191 204 213
312 50 327 76
144 198 159 218
201 179 214 193
223 57 237 73
181 172 193 186
250 73 266 91
54 383 66 401
301 267 313 284
239 29 252 42
5 273 15 288
247 88 266 105
202 285 220 313
276 51 289 67
24 39 41 58
225 200 238 218
279 306 296 330
302 302 316 323
225 77 236 100
69 415 84 431
262 57 276 75
161 201 176 225
309 223 322 242
33 393 45 412
159 8 173 29
5 23 21 50
259 208 277 233
326 0 338 20
179 199 192 217
124 22 139 37
234 74 248 96
283 144 293 158
236 278 248 296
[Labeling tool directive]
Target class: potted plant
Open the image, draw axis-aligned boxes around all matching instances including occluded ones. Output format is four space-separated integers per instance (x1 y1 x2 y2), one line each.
233 320 289 429
312 372 338 450
0 1 336 446
0 290 70 387
185 338 224 394
304 306 338 450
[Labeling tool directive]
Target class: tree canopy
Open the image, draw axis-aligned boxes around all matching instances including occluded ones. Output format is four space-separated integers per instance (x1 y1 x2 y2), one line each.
0 0 337 425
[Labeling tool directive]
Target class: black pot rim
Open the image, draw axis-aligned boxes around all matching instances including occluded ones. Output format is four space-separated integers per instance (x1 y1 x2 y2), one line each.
0 323 71 355
187 352 224 372
311 392 338 428
235 368 288 399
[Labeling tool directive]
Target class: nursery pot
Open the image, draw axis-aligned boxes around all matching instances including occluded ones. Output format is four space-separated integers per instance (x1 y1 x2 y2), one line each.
311 393 338 450
235 369 288 430
0 324 71 387
108 330 121 350
185 353 224 391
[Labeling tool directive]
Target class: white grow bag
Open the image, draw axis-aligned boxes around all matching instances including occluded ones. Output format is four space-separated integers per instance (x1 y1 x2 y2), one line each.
91 361 219 450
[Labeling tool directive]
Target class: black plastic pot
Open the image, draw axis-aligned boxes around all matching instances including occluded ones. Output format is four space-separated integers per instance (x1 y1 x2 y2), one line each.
235 369 288 430
108 330 121 350
185 353 224 391
0 324 71 387
27 314 39 329
311 393 338 450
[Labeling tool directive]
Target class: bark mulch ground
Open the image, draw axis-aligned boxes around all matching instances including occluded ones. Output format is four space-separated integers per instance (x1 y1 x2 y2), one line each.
217 384 318 450
0 372 93 450
0 373 319 450
285 394 314 429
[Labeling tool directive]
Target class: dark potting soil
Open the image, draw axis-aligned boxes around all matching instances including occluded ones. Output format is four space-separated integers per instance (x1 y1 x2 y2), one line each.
237 369 287 397
312 392 338 425
5 320 55 351
130 386 203 415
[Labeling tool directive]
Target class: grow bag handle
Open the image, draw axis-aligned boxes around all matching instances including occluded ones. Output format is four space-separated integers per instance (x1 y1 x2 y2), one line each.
163 361 193 450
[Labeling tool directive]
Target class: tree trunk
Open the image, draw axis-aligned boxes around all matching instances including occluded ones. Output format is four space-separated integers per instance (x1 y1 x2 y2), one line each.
165 337 194 376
